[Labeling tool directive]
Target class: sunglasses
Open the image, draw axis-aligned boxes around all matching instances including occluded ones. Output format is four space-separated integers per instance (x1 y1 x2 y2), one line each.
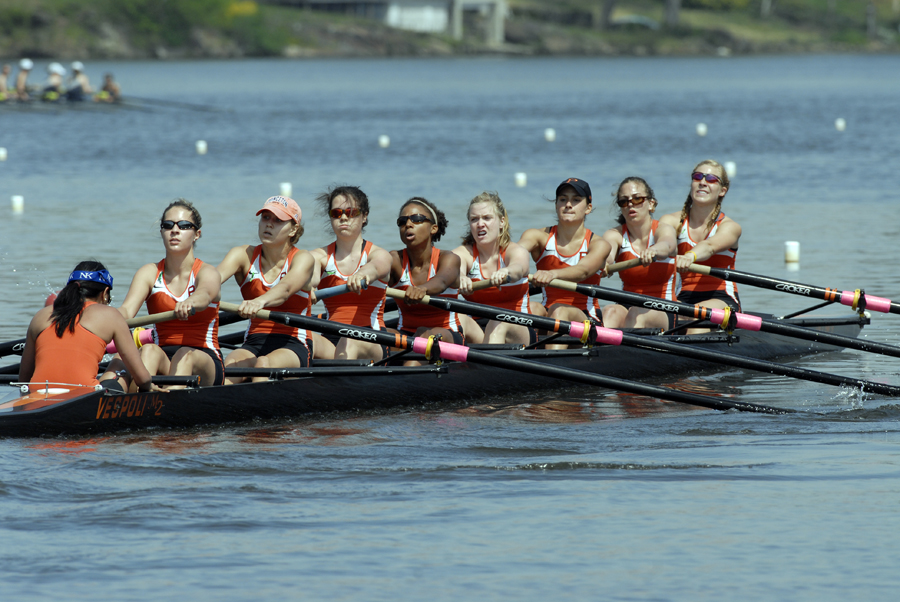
691 172 722 184
397 214 432 227
160 220 197 230
616 195 649 208
329 207 362 219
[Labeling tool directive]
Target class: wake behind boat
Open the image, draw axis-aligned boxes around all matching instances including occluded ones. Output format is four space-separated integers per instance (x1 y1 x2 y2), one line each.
0 311 868 437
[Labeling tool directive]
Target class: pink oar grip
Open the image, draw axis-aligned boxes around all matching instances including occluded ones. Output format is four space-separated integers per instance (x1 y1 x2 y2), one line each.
840 291 856 307
839 290 891 312
708 309 762 331
106 328 154 353
734 313 762 331
594 327 623 346
411 338 470 362
863 295 892 313
568 322 585 339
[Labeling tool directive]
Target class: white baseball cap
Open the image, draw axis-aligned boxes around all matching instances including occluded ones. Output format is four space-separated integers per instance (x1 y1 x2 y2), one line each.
71 61 84 72
19 58 33 70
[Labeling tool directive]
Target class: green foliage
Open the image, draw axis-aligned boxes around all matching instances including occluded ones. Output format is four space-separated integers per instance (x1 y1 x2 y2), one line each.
0 7 33 34
683 0 751 10
100 0 232 46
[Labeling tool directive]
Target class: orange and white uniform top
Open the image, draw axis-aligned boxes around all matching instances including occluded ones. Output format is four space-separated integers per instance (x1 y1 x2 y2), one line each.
240 245 311 343
394 247 461 333
319 240 387 329
146 258 221 357
30 301 106 387
535 226 602 321
676 212 738 301
464 246 530 313
618 220 680 301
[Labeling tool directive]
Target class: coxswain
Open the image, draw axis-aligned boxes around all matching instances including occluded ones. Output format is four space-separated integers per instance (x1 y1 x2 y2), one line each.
94 73 120 103
310 185 392 361
452 191 532 345
18 261 161 393
116 199 224 388
601 176 679 329
217 196 318 384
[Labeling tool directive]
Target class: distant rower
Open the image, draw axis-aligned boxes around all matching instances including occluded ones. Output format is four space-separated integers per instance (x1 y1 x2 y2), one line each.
66 61 93 101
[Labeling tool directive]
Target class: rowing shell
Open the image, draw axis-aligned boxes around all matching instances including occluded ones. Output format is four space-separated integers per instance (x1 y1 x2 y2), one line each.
0 313 867 437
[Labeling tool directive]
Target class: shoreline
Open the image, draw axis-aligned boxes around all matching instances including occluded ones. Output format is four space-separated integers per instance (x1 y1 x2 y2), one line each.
1 2 897 63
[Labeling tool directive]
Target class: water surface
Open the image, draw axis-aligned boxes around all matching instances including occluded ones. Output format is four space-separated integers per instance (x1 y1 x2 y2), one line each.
1 54 899 600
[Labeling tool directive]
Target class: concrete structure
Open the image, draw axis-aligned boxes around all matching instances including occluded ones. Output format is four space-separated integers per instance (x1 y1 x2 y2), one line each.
268 0 505 45
451 1 505 46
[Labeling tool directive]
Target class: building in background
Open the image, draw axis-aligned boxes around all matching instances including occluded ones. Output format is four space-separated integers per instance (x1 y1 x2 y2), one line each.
266 0 505 44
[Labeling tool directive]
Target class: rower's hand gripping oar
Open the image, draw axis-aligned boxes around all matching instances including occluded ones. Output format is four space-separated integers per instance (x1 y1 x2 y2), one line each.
687 264 897 316
265 295 790 415
396 284 900 398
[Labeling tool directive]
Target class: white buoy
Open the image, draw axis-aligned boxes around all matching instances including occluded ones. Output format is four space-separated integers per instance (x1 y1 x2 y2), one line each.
696 123 708 137
378 135 390 148
279 182 292 197
514 172 527 188
0 147 7 161
724 161 737 179
544 128 556 142
785 241 800 263
195 140 208 155
11 195 24 214
835 118 846 132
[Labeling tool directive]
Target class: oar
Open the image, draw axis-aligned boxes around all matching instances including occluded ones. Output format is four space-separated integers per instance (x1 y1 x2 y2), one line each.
606 257 642 274
543 280 900 360
219 301 791 414
123 95 220 112
687 264 900 315
385 288 900 397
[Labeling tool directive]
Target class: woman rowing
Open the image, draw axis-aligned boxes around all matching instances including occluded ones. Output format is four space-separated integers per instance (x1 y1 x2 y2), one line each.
389 197 464 347
601 176 679 329
311 185 392 361
18 261 160 392
217 196 317 384
660 159 741 313
117 199 224 388
518 177 609 325
452 191 532 345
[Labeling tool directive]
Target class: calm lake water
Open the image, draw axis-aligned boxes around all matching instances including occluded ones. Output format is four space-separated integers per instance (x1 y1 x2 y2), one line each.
2 54 900 600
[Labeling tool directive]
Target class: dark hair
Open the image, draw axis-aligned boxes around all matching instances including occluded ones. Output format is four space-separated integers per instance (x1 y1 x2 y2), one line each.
52 260 110 337
613 176 656 226
677 159 730 233
399 197 448 242
316 185 370 231
160 198 202 244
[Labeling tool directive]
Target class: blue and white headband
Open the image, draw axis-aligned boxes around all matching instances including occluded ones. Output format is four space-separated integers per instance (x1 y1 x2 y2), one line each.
67 269 113 289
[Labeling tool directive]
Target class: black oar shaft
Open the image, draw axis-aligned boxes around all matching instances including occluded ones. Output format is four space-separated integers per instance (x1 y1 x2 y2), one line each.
563 282 900 360
399 289 898 397
625 333 900 397
693 265 900 315
218 302 790 414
